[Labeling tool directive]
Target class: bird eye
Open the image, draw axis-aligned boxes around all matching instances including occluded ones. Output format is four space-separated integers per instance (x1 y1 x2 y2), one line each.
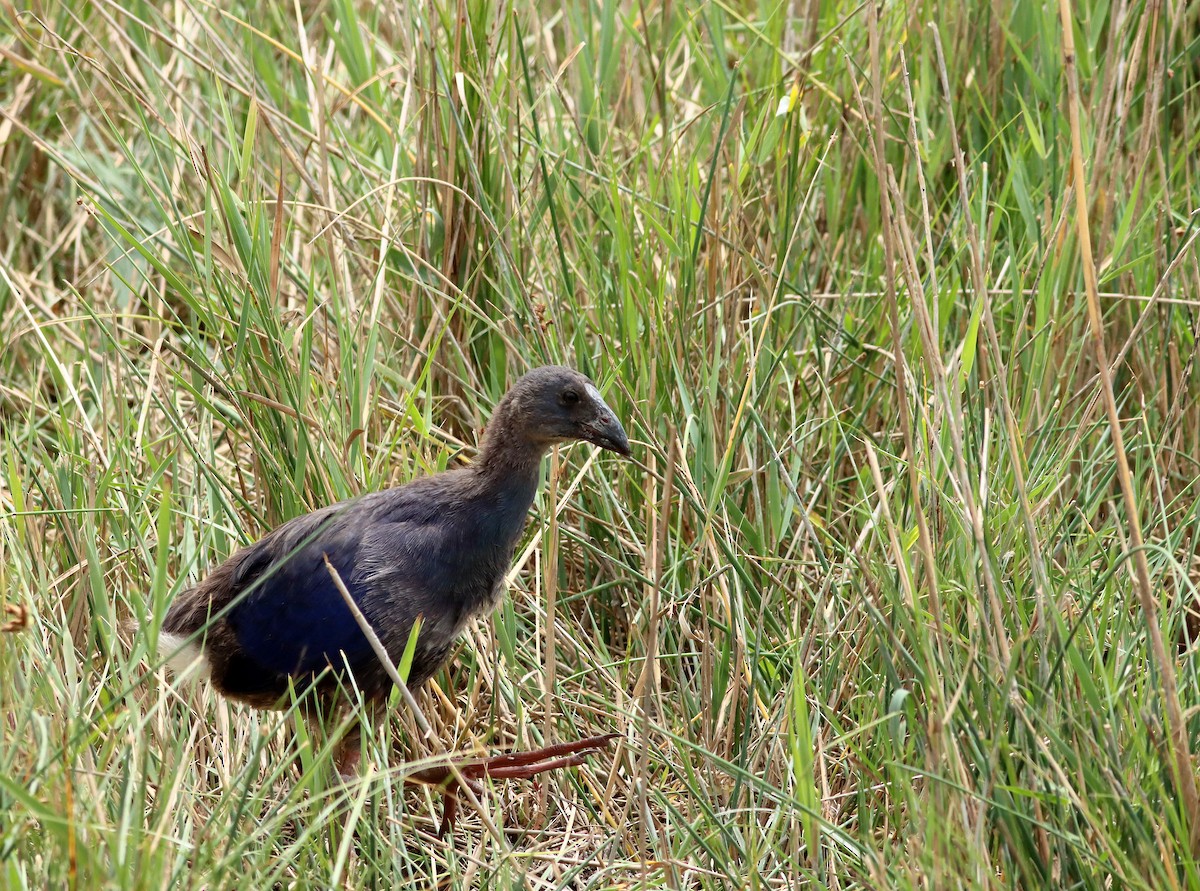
561 389 580 405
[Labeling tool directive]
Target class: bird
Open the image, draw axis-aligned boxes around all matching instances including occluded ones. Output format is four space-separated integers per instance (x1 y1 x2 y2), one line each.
157 365 631 832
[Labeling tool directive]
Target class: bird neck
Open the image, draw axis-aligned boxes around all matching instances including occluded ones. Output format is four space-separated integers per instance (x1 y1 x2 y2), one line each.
473 396 550 483
470 421 545 546
474 437 547 490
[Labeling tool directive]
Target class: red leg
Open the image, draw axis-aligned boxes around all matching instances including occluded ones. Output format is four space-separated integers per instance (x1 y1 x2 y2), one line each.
333 730 362 780
406 733 621 836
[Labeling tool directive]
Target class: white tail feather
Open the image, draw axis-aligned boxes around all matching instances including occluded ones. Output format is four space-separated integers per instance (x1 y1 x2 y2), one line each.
157 631 211 680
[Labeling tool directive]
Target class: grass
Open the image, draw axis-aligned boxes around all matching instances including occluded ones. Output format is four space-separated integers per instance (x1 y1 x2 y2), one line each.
3 0 1200 886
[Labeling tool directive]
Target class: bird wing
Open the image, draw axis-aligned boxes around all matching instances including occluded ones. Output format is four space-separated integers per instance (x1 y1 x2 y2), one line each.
222 489 436 678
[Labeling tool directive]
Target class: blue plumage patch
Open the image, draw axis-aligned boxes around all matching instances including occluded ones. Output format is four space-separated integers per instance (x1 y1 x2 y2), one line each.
225 507 375 678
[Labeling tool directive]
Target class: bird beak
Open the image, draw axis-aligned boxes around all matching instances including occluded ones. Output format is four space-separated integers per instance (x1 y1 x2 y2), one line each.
587 417 631 457
582 389 632 457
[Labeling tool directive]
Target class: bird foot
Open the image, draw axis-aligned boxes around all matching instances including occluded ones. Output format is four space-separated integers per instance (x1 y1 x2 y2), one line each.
405 733 621 837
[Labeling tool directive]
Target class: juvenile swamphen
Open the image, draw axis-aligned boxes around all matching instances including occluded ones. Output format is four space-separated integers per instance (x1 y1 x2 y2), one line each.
158 365 630 832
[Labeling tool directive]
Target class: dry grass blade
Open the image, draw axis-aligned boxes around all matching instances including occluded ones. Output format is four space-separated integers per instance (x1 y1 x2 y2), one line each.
1056 0 1200 856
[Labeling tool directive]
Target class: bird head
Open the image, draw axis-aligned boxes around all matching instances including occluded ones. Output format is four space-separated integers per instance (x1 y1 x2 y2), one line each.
505 365 632 458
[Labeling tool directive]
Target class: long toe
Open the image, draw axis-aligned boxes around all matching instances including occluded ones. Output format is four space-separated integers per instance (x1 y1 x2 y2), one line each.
412 733 622 836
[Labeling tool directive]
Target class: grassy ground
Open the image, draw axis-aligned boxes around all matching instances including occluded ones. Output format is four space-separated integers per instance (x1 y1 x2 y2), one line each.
3 0 1200 887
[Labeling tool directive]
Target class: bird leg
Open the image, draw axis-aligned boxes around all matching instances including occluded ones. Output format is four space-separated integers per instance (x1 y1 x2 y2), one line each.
405 733 621 836
333 725 363 780
325 698 384 781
